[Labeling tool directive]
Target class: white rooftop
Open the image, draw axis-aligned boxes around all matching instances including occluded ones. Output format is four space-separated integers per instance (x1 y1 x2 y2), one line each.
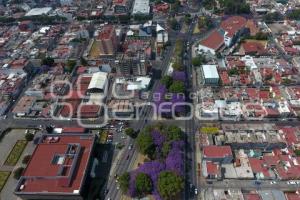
88 72 108 91
25 7 52 16
132 0 150 15
202 65 219 79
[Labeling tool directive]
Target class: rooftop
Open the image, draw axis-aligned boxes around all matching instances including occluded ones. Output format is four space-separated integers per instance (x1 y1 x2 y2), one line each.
25 7 53 16
220 16 247 37
200 29 224 50
15 134 95 195
203 145 232 158
202 65 220 79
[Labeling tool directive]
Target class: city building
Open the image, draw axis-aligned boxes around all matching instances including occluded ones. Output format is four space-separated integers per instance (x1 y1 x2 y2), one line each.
132 0 150 15
202 145 233 164
14 134 96 200
87 71 108 94
113 0 132 14
220 16 248 47
201 65 220 85
115 53 149 76
25 7 53 16
95 25 118 57
197 30 225 55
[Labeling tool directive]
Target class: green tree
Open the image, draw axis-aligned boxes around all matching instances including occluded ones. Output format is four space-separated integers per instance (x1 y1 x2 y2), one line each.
25 132 34 141
172 61 183 71
22 155 31 164
80 57 88 66
65 59 77 72
42 57 55 66
184 14 192 25
295 149 300 156
162 142 171 157
287 9 300 20
157 171 184 200
170 18 180 30
136 132 155 158
169 81 185 93
125 128 136 138
135 173 153 196
264 12 283 22
13 167 24 180
228 68 239 76
119 172 130 193
192 56 202 66
167 125 183 141
161 75 173 88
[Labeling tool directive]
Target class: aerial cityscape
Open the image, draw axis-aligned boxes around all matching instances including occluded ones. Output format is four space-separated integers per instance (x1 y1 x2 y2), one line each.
0 0 300 200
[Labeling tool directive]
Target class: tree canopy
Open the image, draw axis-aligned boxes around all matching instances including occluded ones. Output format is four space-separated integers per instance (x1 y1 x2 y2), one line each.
166 125 183 141
119 172 130 193
169 81 185 93
42 57 55 67
157 171 184 200
135 173 153 196
125 128 136 138
192 55 206 66
65 59 76 72
287 9 300 20
161 75 173 89
219 0 250 14
136 132 155 157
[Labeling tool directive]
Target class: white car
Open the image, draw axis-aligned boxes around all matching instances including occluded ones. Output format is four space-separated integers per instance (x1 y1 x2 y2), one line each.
194 188 198 195
288 181 296 185
270 181 277 184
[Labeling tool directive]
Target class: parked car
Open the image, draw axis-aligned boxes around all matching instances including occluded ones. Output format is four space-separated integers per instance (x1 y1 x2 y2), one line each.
287 181 296 185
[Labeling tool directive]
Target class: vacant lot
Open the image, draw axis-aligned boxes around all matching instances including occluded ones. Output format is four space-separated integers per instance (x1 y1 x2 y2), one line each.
4 140 28 166
0 171 10 192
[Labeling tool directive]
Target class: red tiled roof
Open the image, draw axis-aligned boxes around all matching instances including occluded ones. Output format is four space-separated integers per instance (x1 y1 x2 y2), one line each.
244 193 262 200
247 88 258 99
280 127 298 145
200 30 224 50
259 90 270 100
98 25 115 40
242 41 266 55
203 145 232 158
206 161 219 175
248 158 270 177
62 127 86 133
17 134 95 194
286 193 300 200
220 71 230 85
265 108 280 117
220 16 247 37
263 155 280 167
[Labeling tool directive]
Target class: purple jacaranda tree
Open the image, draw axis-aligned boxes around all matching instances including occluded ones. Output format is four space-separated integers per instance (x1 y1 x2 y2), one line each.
165 141 184 176
128 171 138 197
151 130 166 149
137 161 165 200
172 71 186 82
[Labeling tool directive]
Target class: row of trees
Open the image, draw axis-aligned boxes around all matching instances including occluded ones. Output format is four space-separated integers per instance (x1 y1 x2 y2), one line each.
119 170 184 199
119 123 185 199
219 0 250 14
287 9 300 20
203 0 250 14
41 57 77 73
